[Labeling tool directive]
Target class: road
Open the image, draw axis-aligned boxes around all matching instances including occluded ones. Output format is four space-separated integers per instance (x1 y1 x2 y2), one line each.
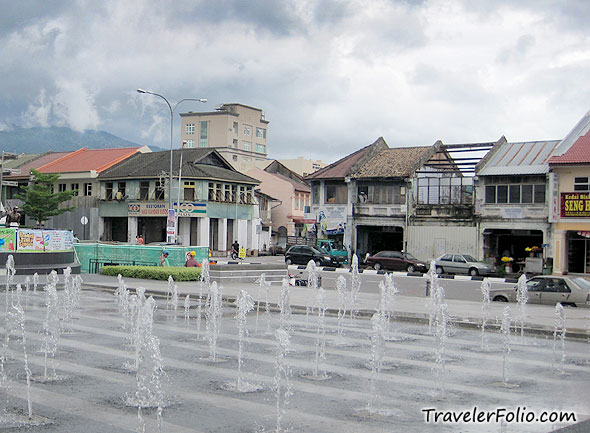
230 254 517 302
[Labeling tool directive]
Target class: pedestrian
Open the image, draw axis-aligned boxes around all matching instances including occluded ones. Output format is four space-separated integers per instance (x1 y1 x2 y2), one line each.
136 234 144 245
185 251 200 267
160 250 170 266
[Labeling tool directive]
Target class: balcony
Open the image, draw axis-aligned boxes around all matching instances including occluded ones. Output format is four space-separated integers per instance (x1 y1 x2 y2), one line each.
353 203 407 217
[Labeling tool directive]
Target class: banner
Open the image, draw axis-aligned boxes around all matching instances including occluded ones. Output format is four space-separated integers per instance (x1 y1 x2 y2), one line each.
561 192 590 218
17 229 74 252
0 228 17 252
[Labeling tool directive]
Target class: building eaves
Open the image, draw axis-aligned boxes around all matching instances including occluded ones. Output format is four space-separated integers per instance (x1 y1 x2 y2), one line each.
552 109 590 157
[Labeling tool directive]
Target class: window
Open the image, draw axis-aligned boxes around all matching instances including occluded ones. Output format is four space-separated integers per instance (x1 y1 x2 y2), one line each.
71 183 79 196
184 139 195 148
255 143 266 153
574 177 589 191
246 186 253 204
199 121 208 147
224 185 231 202
208 182 215 201
312 183 321 204
233 122 238 134
117 182 126 197
239 186 246 204
84 183 92 197
231 185 237 203
243 124 252 136
106 182 113 200
186 123 195 135
183 181 195 201
497 185 508 203
509 185 520 203
325 181 347 204
521 184 533 203
58 183 67 193
233 139 238 148
155 181 165 200
484 177 546 204
243 141 251 151
534 184 545 203
294 194 299 210
139 181 150 200
417 176 472 205
256 127 266 139
232 155 238 161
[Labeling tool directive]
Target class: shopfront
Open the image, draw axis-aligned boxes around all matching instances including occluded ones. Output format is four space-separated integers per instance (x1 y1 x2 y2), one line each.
553 192 590 274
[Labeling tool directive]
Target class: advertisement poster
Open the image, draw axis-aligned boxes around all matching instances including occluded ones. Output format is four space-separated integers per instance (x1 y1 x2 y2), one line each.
16 230 74 252
0 228 17 252
166 209 176 239
18 229 45 251
561 192 590 218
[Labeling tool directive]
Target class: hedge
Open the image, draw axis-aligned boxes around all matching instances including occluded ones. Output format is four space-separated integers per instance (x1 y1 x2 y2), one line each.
101 265 202 281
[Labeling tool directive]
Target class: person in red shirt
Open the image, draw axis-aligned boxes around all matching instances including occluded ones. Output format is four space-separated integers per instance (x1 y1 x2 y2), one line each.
185 251 200 267
136 235 144 245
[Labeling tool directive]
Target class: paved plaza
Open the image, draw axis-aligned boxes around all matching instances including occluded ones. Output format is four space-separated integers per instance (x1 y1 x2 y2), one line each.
0 273 589 432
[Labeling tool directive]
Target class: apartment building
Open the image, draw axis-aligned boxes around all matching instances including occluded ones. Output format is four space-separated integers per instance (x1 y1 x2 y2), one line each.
179 103 269 169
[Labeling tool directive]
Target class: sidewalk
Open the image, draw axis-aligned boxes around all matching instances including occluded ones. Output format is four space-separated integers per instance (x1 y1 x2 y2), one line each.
75 273 590 339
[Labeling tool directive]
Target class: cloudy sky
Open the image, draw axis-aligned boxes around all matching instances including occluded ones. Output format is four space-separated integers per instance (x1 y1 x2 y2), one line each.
1 0 589 163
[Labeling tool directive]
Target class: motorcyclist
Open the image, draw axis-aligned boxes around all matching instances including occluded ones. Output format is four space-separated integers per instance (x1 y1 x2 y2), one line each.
230 240 239 259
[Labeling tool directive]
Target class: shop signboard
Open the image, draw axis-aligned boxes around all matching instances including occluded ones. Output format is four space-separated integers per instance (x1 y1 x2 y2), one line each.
128 202 168 216
561 192 590 218
173 202 207 217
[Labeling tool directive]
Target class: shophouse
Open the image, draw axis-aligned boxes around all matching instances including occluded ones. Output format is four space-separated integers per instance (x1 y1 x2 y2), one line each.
474 138 560 270
245 160 311 249
97 148 260 254
549 111 590 275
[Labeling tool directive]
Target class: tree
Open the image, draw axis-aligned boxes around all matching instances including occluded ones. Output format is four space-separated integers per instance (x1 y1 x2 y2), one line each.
15 169 77 227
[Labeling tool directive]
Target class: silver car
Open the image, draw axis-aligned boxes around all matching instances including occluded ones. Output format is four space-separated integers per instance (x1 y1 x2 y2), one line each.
490 275 590 307
434 253 495 276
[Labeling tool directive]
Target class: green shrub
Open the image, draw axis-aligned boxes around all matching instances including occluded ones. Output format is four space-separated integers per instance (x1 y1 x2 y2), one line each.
101 265 202 281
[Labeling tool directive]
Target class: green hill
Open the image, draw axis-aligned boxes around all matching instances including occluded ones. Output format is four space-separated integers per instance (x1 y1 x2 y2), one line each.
0 127 160 153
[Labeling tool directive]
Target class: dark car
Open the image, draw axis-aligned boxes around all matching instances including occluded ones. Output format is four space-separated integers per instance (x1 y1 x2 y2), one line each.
284 245 339 267
365 250 428 273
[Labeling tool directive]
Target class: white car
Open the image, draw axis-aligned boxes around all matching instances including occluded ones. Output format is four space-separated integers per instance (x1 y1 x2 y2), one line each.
434 253 496 276
490 275 590 307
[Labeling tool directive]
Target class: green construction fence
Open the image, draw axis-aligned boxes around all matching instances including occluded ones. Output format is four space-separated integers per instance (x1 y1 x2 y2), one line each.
74 243 210 273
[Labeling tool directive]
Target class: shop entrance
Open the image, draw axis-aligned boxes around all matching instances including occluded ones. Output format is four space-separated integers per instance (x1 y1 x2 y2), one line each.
567 232 590 274
483 229 543 270
138 217 166 244
356 225 403 258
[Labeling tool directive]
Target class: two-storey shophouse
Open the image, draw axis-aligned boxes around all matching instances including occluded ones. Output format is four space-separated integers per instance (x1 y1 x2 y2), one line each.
97 149 260 254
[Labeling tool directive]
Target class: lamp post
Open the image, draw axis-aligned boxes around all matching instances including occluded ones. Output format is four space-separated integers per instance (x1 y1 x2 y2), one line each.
136 89 206 243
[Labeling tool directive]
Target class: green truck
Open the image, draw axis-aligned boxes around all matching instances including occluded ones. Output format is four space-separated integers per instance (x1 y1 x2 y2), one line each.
286 236 348 265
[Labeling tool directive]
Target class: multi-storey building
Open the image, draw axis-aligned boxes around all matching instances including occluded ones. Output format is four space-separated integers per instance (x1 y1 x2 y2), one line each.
179 103 269 169
97 148 260 254
277 157 326 177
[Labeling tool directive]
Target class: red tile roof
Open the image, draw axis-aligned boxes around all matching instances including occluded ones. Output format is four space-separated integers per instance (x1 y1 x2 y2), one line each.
5 151 72 179
37 147 144 173
549 131 590 164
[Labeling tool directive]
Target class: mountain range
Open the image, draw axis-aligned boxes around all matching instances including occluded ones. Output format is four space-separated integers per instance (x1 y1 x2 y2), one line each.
0 127 163 154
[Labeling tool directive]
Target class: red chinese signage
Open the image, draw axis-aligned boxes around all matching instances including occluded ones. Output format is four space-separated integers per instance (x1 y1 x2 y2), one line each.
561 192 590 217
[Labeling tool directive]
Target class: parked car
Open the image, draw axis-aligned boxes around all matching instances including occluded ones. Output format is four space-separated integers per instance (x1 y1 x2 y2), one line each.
365 250 428 273
284 245 339 267
490 275 590 307
434 253 495 276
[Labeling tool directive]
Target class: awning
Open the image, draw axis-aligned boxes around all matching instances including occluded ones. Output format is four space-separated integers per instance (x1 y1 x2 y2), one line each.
291 217 317 224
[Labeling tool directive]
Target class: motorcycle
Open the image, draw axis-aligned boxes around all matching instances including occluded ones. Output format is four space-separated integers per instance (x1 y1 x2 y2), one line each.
230 248 239 260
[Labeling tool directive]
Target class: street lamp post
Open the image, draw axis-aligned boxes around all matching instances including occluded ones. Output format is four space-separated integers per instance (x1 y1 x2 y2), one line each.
136 89 206 243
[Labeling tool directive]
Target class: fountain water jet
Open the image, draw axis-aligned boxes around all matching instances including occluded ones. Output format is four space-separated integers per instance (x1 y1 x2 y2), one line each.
367 312 386 413
480 278 491 351
234 290 255 391
500 306 512 386
273 328 292 433
553 303 566 374
516 274 528 339
205 282 223 361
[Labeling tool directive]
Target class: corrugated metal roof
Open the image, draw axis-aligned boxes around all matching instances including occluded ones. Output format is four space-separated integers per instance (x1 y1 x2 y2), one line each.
477 140 560 176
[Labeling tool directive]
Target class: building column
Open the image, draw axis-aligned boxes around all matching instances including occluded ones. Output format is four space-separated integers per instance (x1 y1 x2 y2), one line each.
553 229 567 275
198 216 210 247
178 217 191 246
127 216 138 243
247 218 256 254
237 219 248 250
218 218 228 253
